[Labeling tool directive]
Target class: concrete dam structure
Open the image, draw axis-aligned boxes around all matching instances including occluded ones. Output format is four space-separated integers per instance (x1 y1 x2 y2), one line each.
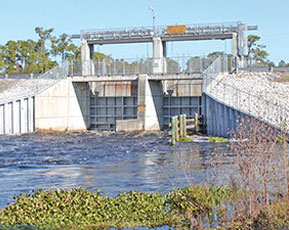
3 22 287 137
37 73 203 132
1 56 288 136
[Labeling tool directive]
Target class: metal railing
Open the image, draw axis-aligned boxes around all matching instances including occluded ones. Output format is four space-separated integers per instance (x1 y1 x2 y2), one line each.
203 57 289 132
71 55 227 76
81 22 256 40
239 58 289 73
36 60 69 80
202 55 232 92
33 60 70 95
0 73 42 80
0 60 70 104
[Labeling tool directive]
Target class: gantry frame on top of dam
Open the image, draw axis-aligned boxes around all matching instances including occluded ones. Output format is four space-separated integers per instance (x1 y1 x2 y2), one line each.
71 21 257 76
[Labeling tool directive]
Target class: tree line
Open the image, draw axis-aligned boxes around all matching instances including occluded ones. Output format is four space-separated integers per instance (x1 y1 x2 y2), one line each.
0 27 79 74
247 35 289 67
0 27 288 75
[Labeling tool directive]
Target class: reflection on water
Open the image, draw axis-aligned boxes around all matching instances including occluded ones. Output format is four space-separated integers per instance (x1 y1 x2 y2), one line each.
0 132 232 209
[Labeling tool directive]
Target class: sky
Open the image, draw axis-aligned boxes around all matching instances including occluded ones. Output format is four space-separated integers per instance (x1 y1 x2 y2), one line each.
1 0 289 64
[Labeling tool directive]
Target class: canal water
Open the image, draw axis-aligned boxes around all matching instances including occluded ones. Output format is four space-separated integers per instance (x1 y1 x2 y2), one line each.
0 132 231 209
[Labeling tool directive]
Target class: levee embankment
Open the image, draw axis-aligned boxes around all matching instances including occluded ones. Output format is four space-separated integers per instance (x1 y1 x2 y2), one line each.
205 71 289 135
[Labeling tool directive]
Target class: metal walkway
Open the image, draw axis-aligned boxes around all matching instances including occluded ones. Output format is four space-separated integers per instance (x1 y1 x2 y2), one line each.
72 22 257 45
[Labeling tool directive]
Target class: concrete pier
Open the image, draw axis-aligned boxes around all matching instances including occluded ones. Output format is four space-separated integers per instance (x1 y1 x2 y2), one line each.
115 75 164 131
81 39 95 76
152 37 167 74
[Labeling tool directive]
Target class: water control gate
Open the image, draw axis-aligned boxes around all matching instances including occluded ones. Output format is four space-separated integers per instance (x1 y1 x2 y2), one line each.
163 96 202 128
90 95 138 130
90 94 202 131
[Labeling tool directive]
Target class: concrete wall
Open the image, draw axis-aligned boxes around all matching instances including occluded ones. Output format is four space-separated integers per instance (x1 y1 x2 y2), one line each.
203 93 251 137
90 81 138 96
0 97 35 135
116 119 143 132
164 80 202 96
35 78 90 131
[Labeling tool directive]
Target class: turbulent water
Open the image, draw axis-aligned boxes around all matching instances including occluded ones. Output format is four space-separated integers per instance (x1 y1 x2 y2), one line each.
0 131 231 209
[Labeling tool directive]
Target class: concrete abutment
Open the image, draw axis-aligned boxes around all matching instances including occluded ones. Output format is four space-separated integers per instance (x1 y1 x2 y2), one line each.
35 78 90 132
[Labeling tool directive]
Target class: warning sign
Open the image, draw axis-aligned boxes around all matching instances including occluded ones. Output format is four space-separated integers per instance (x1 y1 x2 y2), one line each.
166 25 186 34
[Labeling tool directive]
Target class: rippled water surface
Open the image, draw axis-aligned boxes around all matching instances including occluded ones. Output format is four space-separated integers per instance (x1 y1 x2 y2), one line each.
0 132 231 209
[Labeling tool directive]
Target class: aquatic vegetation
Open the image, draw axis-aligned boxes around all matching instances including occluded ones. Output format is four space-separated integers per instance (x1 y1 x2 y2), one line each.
179 136 194 142
0 186 232 229
1 186 289 229
208 136 228 142
0 188 171 229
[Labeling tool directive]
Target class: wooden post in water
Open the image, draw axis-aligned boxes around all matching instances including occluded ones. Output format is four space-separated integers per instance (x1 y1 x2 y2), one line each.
183 114 187 137
195 113 199 134
180 115 184 138
176 116 180 142
171 116 176 145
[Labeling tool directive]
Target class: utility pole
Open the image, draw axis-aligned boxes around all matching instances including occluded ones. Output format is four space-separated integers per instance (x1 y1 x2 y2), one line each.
149 6 155 35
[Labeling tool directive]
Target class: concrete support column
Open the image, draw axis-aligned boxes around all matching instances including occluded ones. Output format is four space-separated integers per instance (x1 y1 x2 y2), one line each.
144 79 164 130
153 37 167 74
137 75 164 131
137 75 146 130
233 30 248 70
28 97 35 133
13 100 20 134
232 32 239 71
4 102 12 134
81 39 95 76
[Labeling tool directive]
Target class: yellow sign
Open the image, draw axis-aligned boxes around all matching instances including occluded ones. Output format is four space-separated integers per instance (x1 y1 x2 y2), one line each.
138 105 146 112
166 25 186 34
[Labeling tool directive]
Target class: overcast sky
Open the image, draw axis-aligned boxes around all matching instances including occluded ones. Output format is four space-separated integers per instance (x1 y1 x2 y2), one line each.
1 0 289 64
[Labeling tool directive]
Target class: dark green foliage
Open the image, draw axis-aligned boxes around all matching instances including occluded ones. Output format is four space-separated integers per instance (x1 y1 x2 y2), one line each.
0 186 233 229
0 27 77 74
247 35 271 66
